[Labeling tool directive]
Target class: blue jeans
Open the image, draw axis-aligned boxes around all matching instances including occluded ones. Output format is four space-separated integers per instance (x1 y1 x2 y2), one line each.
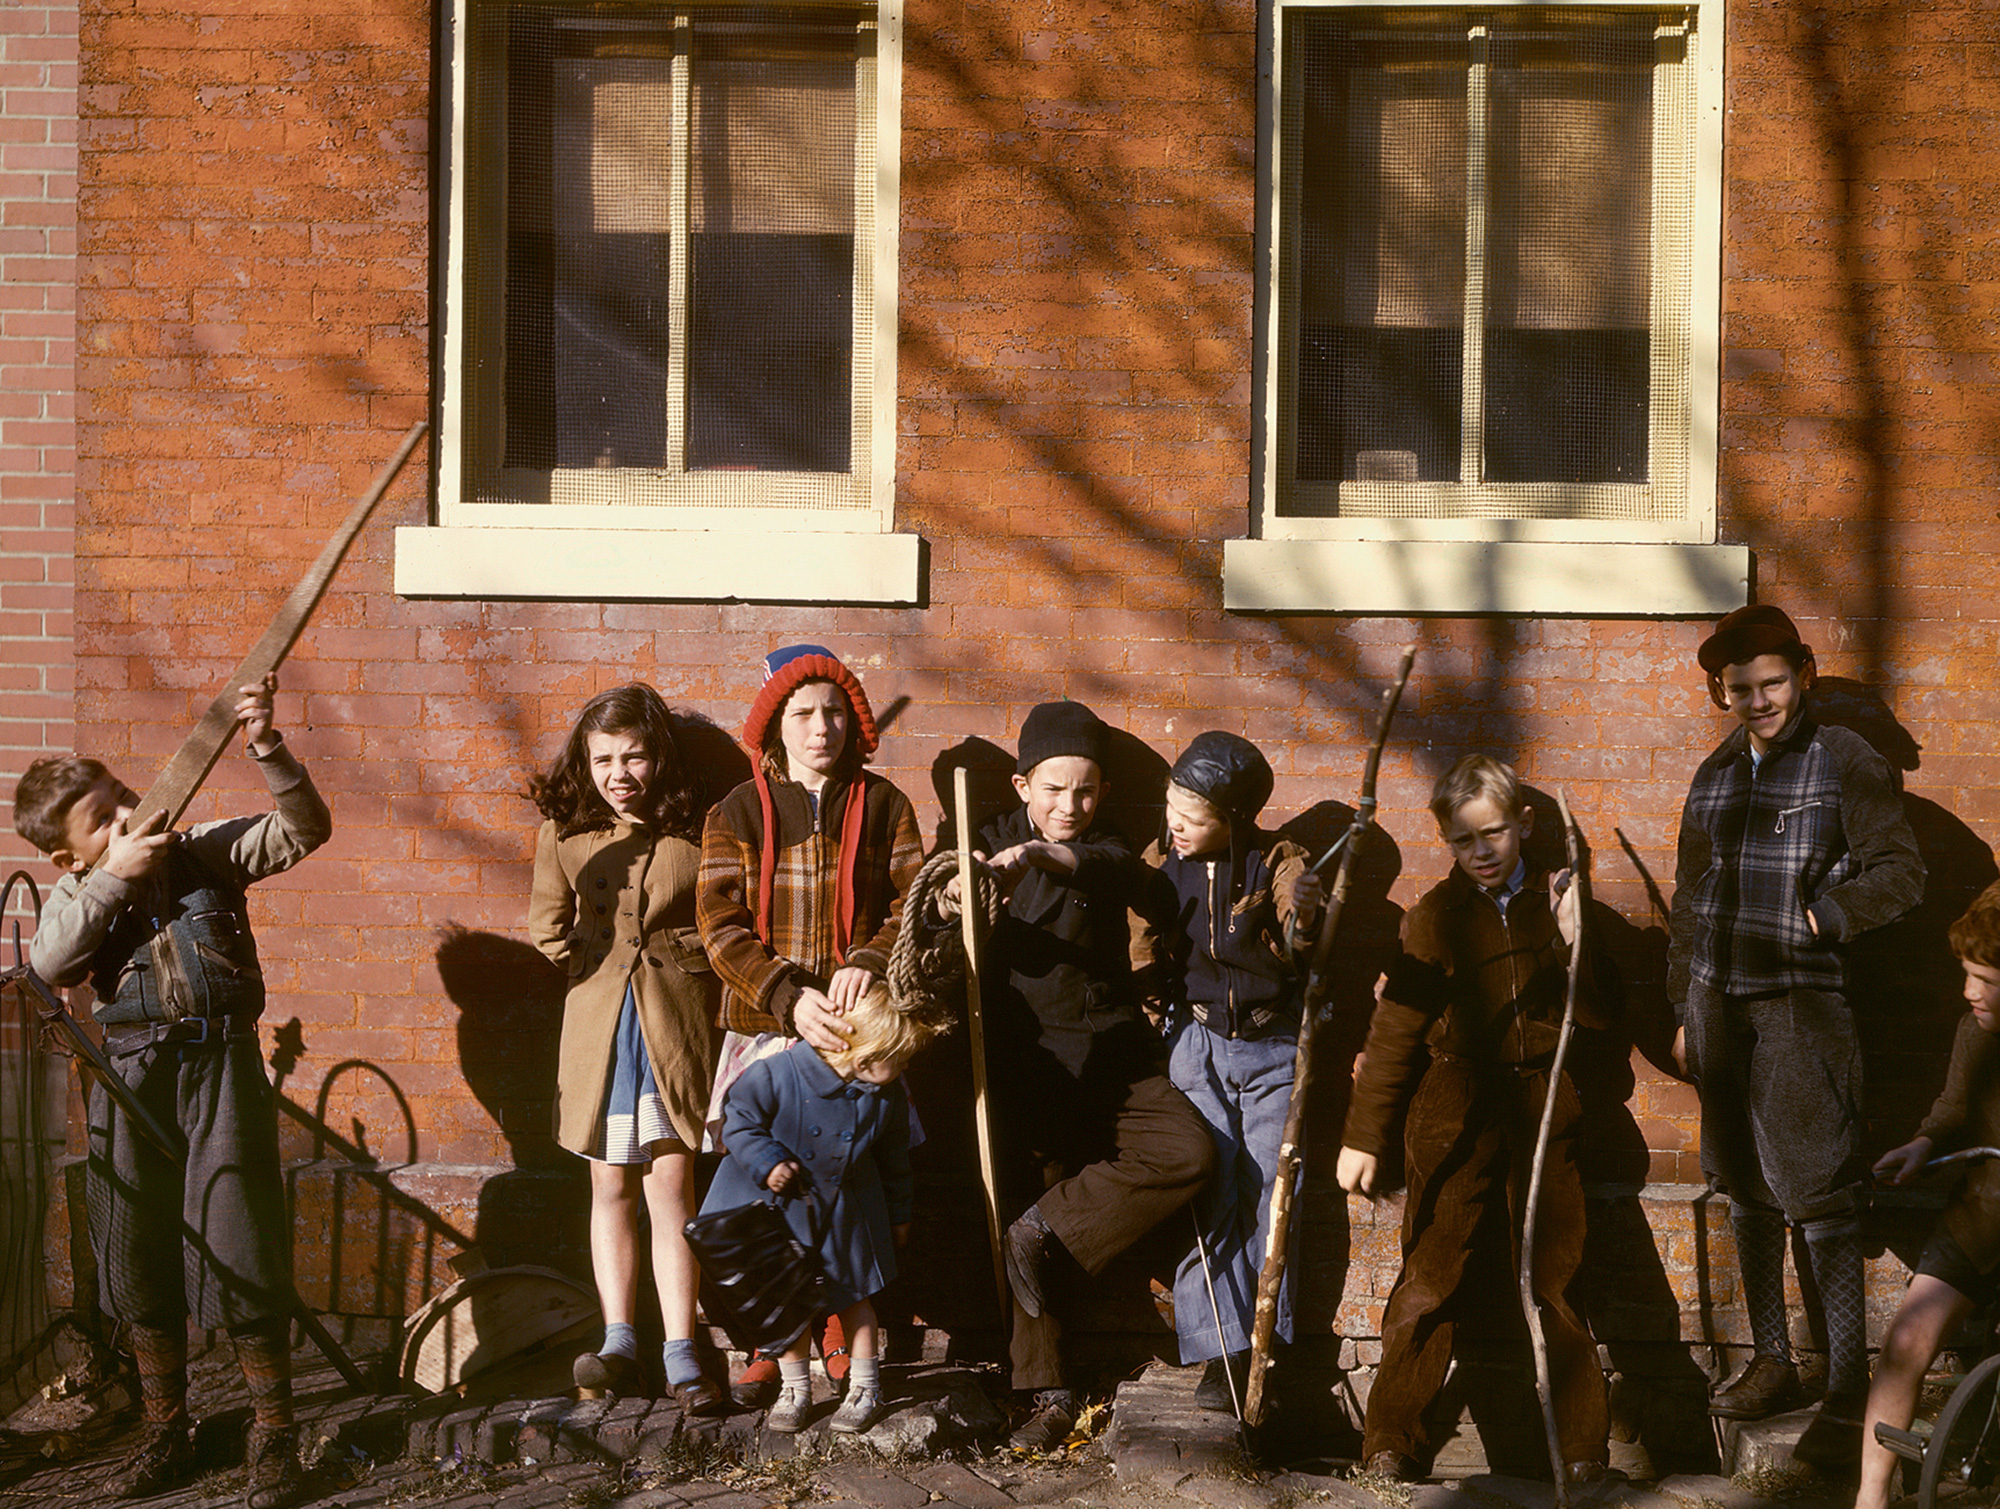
1169 1023 1297 1362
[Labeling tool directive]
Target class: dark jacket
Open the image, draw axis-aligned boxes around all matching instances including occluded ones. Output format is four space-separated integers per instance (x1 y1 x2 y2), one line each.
1342 865 1605 1158
1144 831 1312 1039
1668 713 1925 1010
960 806 1175 1084
1917 1012 2000 1273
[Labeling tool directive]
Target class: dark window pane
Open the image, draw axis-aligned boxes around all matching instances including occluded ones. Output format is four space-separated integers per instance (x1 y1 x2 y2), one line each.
1297 326 1462 483
687 231 852 470
1484 329 1649 482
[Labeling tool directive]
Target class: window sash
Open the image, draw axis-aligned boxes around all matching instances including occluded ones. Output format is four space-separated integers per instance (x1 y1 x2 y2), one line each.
442 0 888 522
1270 2 1709 532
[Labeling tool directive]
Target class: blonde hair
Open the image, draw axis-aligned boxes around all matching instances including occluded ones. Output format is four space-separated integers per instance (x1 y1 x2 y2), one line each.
1165 782 1226 823
1429 753 1525 829
822 981 939 1076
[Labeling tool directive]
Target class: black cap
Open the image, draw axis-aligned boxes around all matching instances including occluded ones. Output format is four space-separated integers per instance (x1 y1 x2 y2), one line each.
1168 731 1274 823
1016 701 1107 775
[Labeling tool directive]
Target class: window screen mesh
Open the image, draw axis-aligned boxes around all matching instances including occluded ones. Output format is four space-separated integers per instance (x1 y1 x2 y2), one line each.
1283 8 1696 520
472 4 871 505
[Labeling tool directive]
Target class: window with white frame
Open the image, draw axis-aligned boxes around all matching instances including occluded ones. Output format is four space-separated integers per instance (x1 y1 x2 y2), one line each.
401 0 918 603
1227 0 1745 617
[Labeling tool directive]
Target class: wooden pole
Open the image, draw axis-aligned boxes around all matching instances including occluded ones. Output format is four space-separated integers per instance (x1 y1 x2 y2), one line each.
955 767 1010 1321
124 420 428 838
1519 789 1587 1505
1242 646 1417 1427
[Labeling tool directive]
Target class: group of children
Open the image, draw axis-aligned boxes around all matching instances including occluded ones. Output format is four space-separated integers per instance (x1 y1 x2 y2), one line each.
18 606 2000 1508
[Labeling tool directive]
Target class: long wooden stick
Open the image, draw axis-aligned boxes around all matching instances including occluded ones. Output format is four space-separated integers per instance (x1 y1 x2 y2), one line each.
1520 789 1587 1504
1242 645 1417 1426
954 767 1010 1320
126 420 428 836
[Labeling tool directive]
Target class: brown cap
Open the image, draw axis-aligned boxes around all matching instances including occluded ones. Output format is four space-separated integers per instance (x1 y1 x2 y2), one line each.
1697 604 1810 674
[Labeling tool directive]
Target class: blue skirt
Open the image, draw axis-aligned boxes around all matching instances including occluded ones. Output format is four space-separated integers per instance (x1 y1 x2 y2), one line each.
593 986 680 1164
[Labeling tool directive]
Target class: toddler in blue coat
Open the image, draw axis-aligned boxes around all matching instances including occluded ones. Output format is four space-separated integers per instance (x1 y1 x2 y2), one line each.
702 982 938 1433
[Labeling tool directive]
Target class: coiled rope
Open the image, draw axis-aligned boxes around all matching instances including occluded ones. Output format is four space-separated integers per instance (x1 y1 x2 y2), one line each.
885 848 1005 1029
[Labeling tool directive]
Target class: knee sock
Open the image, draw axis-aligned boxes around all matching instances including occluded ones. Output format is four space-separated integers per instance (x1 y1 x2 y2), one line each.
228 1318 295 1430
1803 1215 1868 1401
662 1337 701 1388
126 1320 189 1426
599 1321 639 1360
1734 1203 1792 1363
848 1355 881 1396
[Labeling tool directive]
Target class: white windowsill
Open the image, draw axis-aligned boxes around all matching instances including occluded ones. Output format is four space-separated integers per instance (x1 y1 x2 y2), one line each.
394 526 924 605
1223 539 1750 616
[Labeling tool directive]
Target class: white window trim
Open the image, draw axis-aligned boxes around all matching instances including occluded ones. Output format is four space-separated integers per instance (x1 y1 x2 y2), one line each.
399 0 920 605
1232 0 1743 617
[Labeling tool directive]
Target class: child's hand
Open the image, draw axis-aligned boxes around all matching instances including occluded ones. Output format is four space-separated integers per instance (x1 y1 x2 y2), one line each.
767 1160 801 1195
1551 868 1580 944
793 990 856 1055
102 808 174 880
828 967 876 1011
1336 1146 1378 1198
1288 869 1325 926
988 840 1076 894
235 672 280 757
892 1222 911 1250
1671 1025 1689 1077
1873 1137 1934 1188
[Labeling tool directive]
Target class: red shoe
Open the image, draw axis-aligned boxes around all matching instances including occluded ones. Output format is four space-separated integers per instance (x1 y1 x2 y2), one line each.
731 1355 780 1409
818 1313 850 1393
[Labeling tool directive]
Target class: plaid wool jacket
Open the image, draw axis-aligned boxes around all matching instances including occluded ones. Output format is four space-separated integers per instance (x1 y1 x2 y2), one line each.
1667 713 1924 1011
697 770 924 1035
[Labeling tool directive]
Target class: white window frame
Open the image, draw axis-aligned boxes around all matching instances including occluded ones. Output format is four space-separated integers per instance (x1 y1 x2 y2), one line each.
1227 0 1746 617
399 0 920 604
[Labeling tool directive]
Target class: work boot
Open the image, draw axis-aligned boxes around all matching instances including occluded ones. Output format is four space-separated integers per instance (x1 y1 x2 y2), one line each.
1792 1390 1866 1473
1710 1354 1804 1419
1363 1450 1417 1483
1008 1388 1077 1453
244 1422 307 1509
1194 1354 1244 1413
105 1420 194 1499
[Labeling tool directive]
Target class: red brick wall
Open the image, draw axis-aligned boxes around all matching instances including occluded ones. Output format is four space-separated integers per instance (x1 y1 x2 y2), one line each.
64 0 2000 1358
0 0 77 891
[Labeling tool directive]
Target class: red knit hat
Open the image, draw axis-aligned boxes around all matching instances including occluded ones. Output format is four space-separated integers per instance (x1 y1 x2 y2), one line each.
742 644 880 756
742 644 880 956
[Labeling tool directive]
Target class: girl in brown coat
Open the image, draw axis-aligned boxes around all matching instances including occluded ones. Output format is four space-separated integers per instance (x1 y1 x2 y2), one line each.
529 684 725 1412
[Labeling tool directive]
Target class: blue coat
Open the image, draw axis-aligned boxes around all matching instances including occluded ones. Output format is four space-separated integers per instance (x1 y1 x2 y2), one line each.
701 1041 912 1309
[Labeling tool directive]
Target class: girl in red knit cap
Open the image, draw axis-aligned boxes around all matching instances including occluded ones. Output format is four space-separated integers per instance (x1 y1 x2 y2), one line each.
696 644 924 1407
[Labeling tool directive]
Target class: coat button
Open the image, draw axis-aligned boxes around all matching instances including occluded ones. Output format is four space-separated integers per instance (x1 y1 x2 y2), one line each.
805 1151 816 1161
809 1125 820 1136
595 903 607 914
595 877 607 889
601 928 613 940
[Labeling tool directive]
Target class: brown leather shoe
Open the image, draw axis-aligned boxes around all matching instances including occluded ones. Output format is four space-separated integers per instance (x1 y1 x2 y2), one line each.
1363 1450 1417 1482
674 1375 728 1416
104 1421 193 1499
244 1422 308 1509
1710 1354 1804 1419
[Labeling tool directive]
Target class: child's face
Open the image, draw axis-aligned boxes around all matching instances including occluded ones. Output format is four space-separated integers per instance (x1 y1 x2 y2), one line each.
1442 793 1531 891
52 774 140 874
586 729 656 819
1965 960 2000 1034
780 681 850 783
1720 652 1808 754
1012 756 1105 844
1164 785 1231 859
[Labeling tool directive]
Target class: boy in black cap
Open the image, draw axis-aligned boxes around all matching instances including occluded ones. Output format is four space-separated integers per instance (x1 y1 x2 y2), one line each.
929 700 1214 1449
1146 732 1322 1410
1669 603 1923 1465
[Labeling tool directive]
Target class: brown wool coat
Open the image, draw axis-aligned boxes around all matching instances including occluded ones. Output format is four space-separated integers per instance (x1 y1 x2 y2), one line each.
530 819 721 1155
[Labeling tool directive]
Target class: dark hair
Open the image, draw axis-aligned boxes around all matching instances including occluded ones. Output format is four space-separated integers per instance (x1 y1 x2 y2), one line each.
530 684 707 841
757 678 866 785
1951 881 2000 970
13 755 114 855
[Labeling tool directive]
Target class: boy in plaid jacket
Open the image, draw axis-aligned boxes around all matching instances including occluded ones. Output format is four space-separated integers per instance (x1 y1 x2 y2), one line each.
1669 604 1923 1466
